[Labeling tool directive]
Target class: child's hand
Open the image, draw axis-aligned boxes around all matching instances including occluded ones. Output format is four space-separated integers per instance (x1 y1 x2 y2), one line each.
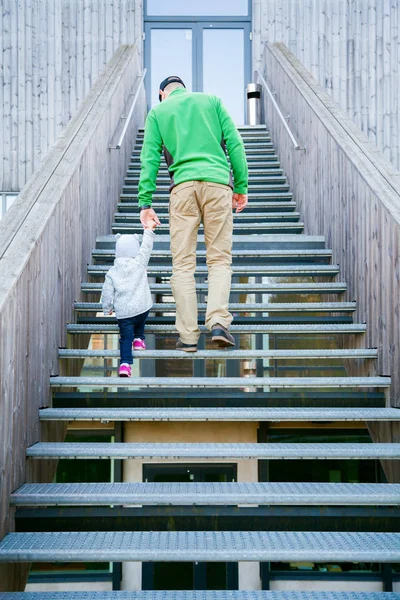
149 220 157 231
108 310 113 315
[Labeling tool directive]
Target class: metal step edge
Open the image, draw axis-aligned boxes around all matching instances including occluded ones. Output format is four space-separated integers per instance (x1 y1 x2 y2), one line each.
74 301 356 313
66 323 365 334
92 248 332 257
96 234 325 243
26 442 399 460
38 407 400 423
121 192 292 199
111 224 304 231
11 481 400 507
114 211 299 219
125 173 284 179
117 202 295 210
128 165 283 173
49 376 389 389
81 282 347 293
5 593 400 600
87 265 339 276
2 530 398 562
58 348 376 360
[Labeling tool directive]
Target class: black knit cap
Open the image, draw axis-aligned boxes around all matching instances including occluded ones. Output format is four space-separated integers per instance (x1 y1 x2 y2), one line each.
159 76 186 102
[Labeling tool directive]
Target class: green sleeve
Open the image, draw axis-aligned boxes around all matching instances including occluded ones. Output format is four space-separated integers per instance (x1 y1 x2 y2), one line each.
215 98 248 194
138 110 163 208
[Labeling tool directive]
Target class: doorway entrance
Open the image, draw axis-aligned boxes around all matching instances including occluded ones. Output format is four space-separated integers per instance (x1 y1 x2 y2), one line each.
144 0 252 124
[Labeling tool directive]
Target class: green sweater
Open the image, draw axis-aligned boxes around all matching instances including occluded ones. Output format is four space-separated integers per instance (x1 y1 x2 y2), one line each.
138 88 248 208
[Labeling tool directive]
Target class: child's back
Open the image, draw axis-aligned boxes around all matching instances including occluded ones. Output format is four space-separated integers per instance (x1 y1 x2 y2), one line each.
101 229 155 377
102 230 155 320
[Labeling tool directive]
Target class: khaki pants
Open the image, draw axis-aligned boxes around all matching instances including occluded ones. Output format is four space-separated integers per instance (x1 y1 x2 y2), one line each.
169 180 233 344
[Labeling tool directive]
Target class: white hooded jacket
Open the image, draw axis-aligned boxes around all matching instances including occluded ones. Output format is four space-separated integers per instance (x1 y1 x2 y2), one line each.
101 230 155 320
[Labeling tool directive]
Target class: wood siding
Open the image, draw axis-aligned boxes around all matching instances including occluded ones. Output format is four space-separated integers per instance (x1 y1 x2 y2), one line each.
253 0 400 171
0 44 146 591
261 42 400 481
0 0 143 191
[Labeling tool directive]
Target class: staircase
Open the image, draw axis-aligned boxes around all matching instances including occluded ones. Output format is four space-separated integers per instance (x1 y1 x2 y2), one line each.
1 125 400 598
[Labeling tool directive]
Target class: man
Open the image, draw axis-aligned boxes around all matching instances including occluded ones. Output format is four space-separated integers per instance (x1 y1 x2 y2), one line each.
138 75 248 352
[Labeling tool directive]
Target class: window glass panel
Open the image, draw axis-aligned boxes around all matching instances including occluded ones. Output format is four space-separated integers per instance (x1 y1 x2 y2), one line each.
150 29 193 108
147 0 248 17
203 29 244 124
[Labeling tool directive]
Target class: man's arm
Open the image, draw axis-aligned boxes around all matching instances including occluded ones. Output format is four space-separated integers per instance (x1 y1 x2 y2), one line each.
138 110 163 209
215 98 248 195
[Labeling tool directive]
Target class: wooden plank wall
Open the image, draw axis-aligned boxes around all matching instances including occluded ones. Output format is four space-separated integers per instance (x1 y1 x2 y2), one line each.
253 0 400 171
0 0 143 192
261 42 400 481
0 44 146 591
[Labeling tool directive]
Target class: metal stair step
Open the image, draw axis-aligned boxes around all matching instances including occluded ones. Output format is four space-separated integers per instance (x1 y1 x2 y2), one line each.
52 390 387 409
1 530 398 562
125 171 283 181
129 162 281 171
138 126 269 133
11 481 400 506
132 148 277 157
38 407 400 423
66 323 364 335
95 233 326 250
74 301 356 313
87 264 339 277
25 441 399 460
121 192 293 202
59 347 376 360
117 201 296 213
129 160 281 170
1 593 400 600
111 223 305 235
81 281 348 295
124 181 287 190
92 248 332 261
49 375 389 390
3 593 400 600
114 211 299 221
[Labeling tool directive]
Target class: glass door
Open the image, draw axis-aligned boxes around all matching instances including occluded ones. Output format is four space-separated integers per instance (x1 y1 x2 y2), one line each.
200 24 250 124
145 25 196 110
144 2 252 122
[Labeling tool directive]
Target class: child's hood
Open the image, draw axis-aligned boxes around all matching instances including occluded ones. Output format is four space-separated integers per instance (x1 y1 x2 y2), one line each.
115 233 140 258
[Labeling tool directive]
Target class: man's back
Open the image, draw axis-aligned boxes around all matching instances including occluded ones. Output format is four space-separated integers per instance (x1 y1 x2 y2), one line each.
138 87 248 208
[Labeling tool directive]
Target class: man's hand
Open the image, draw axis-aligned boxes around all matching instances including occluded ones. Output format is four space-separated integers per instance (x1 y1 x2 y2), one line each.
232 193 248 213
140 207 161 229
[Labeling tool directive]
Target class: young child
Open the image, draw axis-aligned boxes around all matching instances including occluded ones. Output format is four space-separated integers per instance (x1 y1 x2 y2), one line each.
101 227 155 377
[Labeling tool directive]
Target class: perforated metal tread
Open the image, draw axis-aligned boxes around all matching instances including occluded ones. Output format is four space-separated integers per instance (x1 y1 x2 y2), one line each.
38 407 400 422
1 593 400 600
116 211 297 219
81 281 348 294
11 481 400 506
112 224 305 235
74 301 357 313
66 323 364 335
49 376 389 389
96 233 325 246
0 531 398 562
26 442 400 460
92 248 330 259
87 264 340 276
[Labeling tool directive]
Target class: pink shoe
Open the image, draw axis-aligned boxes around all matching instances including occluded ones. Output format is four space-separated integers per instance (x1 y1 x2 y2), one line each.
133 338 146 350
118 363 131 377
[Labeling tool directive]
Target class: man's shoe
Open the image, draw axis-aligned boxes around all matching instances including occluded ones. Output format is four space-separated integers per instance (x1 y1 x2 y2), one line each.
211 323 235 347
176 339 198 353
